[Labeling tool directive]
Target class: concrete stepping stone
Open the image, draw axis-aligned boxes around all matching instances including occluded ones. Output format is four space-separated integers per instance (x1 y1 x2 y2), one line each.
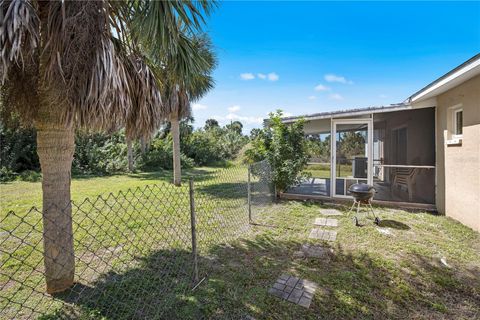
268 274 317 308
319 209 343 216
314 217 338 227
309 228 337 241
376 227 395 236
294 243 333 258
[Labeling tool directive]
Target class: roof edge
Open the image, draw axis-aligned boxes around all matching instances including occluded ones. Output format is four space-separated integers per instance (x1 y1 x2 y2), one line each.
272 103 410 124
406 53 480 103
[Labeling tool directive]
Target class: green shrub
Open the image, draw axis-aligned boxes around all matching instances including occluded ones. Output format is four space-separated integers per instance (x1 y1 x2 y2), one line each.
18 170 42 182
0 125 39 174
139 135 194 170
0 166 17 182
183 127 247 166
244 110 309 193
73 132 129 174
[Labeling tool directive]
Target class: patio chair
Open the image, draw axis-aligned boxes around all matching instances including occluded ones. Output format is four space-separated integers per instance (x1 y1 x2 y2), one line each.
391 167 419 201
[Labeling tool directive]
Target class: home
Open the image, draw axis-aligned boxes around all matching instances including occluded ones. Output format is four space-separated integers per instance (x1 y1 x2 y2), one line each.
281 54 480 231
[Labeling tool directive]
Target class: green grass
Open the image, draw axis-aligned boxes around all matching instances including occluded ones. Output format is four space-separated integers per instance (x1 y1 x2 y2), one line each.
191 202 480 319
303 163 354 179
0 167 219 215
1 166 251 319
1 167 480 319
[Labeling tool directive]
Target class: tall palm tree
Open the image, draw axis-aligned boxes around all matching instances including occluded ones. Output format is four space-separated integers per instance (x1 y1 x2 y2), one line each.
160 35 216 186
0 0 215 293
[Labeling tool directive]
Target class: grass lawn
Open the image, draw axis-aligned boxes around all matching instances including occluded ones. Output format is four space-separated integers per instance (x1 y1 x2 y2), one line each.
0 167 220 215
191 202 480 319
303 163 355 179
1 167 480 319
1 166 252 319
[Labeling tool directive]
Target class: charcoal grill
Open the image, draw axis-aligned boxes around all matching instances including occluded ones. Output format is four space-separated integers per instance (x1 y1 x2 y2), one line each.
347 183 380 226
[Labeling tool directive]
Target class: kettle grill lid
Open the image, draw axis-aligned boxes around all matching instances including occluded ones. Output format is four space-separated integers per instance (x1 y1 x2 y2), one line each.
348 183 375 193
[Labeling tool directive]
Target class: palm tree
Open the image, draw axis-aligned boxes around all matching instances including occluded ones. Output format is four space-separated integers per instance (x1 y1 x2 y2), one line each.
0 0 215 293
159 35 216 186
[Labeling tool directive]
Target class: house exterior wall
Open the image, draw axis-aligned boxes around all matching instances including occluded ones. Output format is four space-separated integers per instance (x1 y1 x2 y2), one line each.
435 75 480 231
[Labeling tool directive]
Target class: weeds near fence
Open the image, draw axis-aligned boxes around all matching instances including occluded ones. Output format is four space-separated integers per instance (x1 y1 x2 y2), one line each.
0 161 273 319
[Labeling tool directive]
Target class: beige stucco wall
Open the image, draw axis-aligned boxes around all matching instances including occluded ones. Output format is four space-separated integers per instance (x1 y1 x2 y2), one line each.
435 75 480 231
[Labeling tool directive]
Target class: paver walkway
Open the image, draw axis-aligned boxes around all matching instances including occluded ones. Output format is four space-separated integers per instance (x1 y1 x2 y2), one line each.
269 207 342 309
308 228 337 241
314 217 338 227
319 208 343 216
295 243 333 258
268 274 318 308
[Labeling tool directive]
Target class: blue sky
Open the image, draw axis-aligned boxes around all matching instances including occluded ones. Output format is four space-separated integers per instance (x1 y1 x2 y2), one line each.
192 1 480 133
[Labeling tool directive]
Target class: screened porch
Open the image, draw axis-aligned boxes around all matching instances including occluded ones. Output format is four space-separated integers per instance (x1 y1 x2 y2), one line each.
284 106 436 206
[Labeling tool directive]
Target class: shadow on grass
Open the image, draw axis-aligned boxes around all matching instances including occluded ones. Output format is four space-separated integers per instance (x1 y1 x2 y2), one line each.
71 168 216 183
195 181 248 200
40 233 480 320
43 250 202 320
196 235 480 319
378 219 410 230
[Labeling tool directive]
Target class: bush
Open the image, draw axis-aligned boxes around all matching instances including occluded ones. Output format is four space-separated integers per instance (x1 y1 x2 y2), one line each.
139 135 194 170
73 131 129 174
0 125 39 175
183 127 247 166
0 166 17 182
18 170 42 182
244 110 309 193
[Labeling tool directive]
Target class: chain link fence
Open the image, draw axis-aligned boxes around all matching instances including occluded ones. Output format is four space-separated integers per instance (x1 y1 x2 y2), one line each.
0 161 274 319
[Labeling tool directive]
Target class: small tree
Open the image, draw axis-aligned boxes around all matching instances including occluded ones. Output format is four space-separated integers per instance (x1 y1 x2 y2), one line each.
226 120 243 135
204 118 219 131
246 110 309 193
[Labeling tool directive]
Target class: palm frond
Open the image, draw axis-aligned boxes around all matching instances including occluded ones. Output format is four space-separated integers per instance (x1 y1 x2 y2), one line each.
0 0 39 83
132 0 217 58
41 1 164 138
1 0 214 137
124 53 165 139
157 33 216 120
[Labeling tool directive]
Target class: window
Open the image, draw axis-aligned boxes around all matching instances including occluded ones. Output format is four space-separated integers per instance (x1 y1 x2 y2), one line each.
453 109 463 137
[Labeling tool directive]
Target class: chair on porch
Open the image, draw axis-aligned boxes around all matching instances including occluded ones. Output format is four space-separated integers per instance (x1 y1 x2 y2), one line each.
391 167 419 202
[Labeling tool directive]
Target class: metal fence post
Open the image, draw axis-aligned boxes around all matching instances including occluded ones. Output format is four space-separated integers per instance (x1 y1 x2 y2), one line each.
247 165 252 223
189 178 199 283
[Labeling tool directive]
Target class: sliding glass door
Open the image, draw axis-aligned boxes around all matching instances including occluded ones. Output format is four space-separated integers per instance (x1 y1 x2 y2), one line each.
332 119 373 198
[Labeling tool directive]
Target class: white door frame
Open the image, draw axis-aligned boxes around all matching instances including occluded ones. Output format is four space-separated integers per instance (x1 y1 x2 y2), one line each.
330 118 374 198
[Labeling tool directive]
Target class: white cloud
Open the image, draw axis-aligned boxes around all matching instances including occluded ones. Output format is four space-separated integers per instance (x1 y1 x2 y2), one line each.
314 84 330 91
222 113 263 124
241 72 279 81
240 73 255 80
267 72 279 81
329 93 344 101
308 95 317 100
228 105 241 113
212 113 263 125
192 103 207 111
324 74 353 84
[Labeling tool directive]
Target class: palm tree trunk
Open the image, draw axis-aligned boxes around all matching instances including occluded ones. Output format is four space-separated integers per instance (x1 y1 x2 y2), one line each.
35 107 75 294
127 136 134 172
140 137 148 155
171 116 182 186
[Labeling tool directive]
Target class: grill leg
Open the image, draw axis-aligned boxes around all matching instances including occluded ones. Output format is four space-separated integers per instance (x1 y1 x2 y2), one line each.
348 201 356 215
367 201 376 218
